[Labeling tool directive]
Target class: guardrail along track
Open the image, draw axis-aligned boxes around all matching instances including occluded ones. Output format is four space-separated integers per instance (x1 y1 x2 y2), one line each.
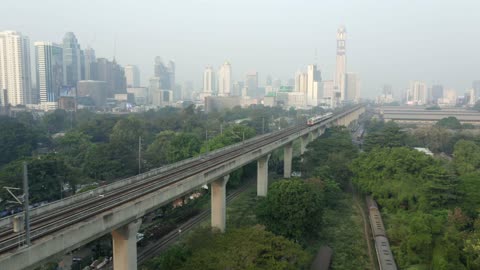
0 105 361 255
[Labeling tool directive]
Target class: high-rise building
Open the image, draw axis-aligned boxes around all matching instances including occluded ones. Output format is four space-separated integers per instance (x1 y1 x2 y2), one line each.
203 66 215 94
307 64 321 106
407 81 427 105
76 80 108 107
83 47 96 80
218 61 232 96
182 81 194 101
92 58 126 97
265 75 272 86
150 57 175 104
295 71 307 94
0 31 32 106
233 81 244 97
125 65 140 88
335 26 347 101
62 32 82 87
472 80 480 101
165 60 180 100
344 72 360 102
431 84 443 104
153 57 174 90
245 71 258 97
34 42 63 110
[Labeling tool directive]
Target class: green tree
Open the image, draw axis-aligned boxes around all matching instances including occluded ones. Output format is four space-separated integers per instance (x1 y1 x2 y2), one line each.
43 109 70 134
351 147 458 211
464 219 480 269
256 179 324 242
453 140 480 175
436 116 462 130
0 117 38 167
55 131 92 167
145 131 202 169
0 154 78 203
201 125 256 152
412 126 451 153
143 245 189 270
175 226 310 270
302 127 358 187
363 121 409 151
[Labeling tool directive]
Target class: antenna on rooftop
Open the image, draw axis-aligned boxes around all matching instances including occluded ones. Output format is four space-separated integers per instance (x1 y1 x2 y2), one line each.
113 33 117 61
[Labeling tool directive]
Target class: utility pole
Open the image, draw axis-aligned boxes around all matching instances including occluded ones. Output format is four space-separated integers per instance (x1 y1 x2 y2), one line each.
205 129 209 152
23 162 30 246
138 136 142 174
220 124 223 135
262 117 265 134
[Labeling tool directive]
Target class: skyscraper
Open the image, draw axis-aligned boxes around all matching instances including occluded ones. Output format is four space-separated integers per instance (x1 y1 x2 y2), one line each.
431 84 444 104
92 58 126 97
295 71 307 94
307 64 321 106
265 75 272 86
167 60 175 89
407 81 427 105
335 26 347 101
344 73 360 102
245 71 258 97
62 32 82 87
35 42 63 110
125 65 140 87
153 57 175 90
0 31 32 106
83 47 96 80
218 61 232 96
472 80 480 101
203 66 215 94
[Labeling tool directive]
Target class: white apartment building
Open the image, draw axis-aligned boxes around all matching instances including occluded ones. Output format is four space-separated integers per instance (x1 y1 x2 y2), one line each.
0 31 32 106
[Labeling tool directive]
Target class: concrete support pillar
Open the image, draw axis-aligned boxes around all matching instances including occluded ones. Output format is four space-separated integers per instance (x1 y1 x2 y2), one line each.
318 128 324 137
257 154 271 197
300 134 309 155
284 142 293 178
13 216 23 233
211 175 229 232
112 219 142 270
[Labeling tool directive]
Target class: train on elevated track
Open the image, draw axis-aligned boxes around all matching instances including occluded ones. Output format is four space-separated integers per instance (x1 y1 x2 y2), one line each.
307 112 333 126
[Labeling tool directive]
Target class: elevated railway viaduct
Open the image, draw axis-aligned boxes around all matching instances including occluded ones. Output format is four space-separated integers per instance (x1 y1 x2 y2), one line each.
0 105 365 270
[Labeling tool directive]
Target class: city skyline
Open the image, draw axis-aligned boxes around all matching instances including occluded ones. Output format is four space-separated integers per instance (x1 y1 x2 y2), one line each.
2 1 480 98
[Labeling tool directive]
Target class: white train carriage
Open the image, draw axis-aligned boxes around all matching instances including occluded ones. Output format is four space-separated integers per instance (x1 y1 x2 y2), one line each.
307 112 333 126
375 236 397 270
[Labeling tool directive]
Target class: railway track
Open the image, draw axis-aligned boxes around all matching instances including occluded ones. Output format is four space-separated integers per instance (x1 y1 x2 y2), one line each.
0 106 361 257
0 124 305 254
137 182 252 264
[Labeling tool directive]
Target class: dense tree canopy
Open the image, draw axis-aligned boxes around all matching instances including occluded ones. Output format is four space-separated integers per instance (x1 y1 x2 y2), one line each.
363 121 409 151
256 179 324 242
0 117 39 167
302 127 357 187
436 116 462 130
351 147 458 211
143 226 310 270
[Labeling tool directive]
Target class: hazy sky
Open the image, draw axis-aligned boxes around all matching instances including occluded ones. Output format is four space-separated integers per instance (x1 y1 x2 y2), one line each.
3 0 480 98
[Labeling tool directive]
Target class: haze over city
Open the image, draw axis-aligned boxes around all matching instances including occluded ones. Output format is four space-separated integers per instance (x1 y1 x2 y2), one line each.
3 2 480 270
3 0 480 97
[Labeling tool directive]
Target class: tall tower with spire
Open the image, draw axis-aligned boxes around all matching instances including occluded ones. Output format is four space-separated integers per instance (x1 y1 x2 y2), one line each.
335 26 347 101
